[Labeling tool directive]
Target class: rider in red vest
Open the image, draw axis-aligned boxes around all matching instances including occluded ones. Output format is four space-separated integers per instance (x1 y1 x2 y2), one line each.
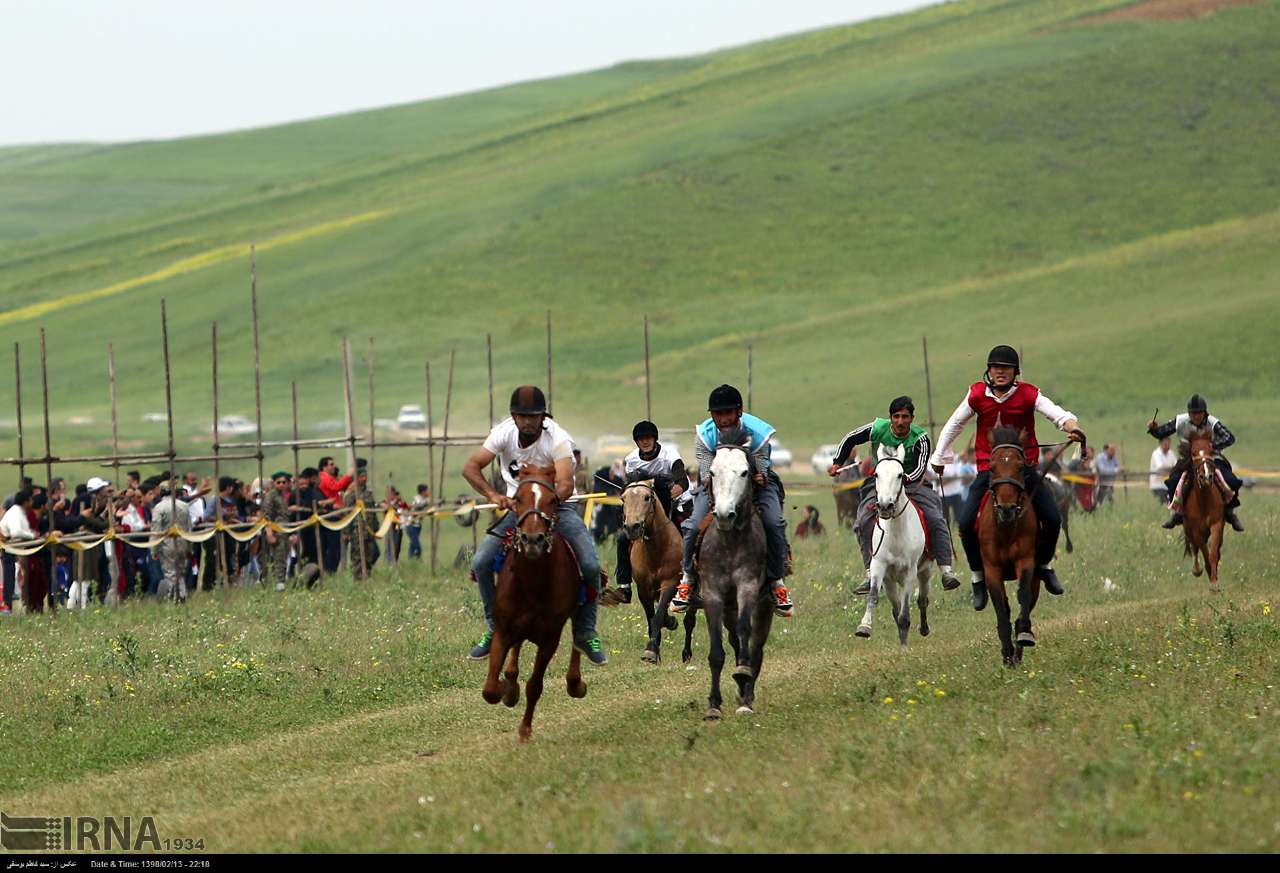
929 346 1086 611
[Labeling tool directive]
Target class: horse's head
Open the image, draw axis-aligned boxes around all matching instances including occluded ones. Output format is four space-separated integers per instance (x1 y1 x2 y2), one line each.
874 444 907 519
988 427 1028 527
1187 432 1216 490
621 480 658 541
710 445 752 531
512 463 559 558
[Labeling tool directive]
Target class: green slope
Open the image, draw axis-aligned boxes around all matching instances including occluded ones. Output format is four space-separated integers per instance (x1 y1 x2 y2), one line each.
1 0 1278 486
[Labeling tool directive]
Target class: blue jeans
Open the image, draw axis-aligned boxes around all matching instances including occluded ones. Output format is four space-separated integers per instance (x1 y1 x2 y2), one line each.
406 524 422 559
681 475 788 582
471 504 602 644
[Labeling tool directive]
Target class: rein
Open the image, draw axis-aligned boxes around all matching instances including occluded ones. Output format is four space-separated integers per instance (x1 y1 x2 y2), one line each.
870 457 910 559
622 481 658 540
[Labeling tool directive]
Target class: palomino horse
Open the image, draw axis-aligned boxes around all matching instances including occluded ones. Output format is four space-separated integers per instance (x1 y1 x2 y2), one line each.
978 427 1042 666
833 465 862 529
1180 432 1226 590
699 438 773 719
481 464 587 741
855 444 932 646
619 481 696 664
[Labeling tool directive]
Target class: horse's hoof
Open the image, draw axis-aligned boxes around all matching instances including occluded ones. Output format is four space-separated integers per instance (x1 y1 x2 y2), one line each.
567 679 588 699
1016 631 1036 646
681 650 693 664
732 664 753 680
919 624 930 637
735 705 753 715
855 624 871 638
1003 657 1017 668
705 707 722 721
482 688 502 705
1192 566 1203 578
502 683 520 708
518 726 533 743
641 649 659 664
664 614 678 631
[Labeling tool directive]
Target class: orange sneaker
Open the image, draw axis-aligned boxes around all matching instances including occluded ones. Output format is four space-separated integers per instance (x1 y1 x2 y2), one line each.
772 583 794 618
671 580 693 614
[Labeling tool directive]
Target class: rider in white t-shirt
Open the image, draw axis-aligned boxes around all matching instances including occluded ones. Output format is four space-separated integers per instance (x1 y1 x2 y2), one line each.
461 385 608 666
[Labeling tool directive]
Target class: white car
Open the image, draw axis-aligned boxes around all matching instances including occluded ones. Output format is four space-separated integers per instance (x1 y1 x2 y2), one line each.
397 404 428 430
811 444 840 475
768 438 792 470
216 415 257 435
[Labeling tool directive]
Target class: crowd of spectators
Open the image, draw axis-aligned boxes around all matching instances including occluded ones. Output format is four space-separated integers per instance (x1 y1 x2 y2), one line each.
0 456 433 615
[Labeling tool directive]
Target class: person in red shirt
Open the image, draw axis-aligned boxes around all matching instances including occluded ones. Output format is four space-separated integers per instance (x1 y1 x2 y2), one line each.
316 456 352 572
929 346 1086 611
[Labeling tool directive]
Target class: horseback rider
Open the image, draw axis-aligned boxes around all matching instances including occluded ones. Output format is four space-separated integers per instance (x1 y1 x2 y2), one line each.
828 396 961 596
1147 394 1244 532
461 386 608 666
602 420 686 606
671 384 793 618
929 346 1086 611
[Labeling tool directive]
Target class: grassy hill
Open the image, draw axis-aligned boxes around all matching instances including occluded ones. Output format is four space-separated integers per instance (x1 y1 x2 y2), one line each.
1 0 1278 490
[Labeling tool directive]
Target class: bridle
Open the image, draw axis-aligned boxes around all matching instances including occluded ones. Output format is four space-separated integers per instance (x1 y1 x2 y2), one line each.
988 443 1029 522
1189 443 1216 490
708 444 753 530
509 477 558 553
873 456 909 520
622 481 657 540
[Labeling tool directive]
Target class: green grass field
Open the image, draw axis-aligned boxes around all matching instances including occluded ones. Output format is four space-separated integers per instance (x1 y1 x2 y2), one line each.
1 495 1276 852
1 0 1278 493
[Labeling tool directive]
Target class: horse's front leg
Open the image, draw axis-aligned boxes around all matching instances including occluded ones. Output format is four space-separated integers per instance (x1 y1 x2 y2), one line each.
640 572 661 663
704 596 726 720
916 561 931 638
566 645 587 699
482 629 510 705
985 562 1015 666
519 639 558 742
1014 562 1038 652
1207 521 1224 592
733 579 757 676
501 642 522 708
892 568 912 648
856 561 883 638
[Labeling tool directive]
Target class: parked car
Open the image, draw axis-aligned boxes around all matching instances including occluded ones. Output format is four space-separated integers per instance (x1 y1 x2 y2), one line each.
397 404 427 430
768 438 793 470
216 415 257 435
811 444 840 475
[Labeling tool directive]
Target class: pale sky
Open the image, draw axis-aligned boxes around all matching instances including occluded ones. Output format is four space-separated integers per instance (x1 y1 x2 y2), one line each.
0 0 935 146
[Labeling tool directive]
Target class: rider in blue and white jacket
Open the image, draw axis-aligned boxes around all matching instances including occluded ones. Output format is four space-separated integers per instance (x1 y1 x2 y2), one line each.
671 384 793 618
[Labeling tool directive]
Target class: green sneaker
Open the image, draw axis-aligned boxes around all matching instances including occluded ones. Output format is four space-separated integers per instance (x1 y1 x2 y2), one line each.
467 630 494 661
574 636 608 667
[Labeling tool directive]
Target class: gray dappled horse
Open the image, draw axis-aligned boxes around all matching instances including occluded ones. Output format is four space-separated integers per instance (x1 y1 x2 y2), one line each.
698 435 774 719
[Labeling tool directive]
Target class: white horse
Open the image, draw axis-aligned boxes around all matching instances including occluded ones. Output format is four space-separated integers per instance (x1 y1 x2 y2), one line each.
856 444 932 646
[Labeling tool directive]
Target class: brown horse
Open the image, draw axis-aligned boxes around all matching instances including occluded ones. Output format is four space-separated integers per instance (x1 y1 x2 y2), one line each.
618 481 696 664
978 427 1041 666
480 464 587 741
1180 432 1226 590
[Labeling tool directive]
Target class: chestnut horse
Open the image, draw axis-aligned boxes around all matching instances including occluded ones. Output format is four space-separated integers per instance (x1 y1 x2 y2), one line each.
619 481 696 664
1180 432 1226 590
481 464 587 741
978 427 1042 666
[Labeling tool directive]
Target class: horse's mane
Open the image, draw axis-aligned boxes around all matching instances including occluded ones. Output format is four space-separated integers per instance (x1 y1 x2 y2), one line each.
991 426 1023 448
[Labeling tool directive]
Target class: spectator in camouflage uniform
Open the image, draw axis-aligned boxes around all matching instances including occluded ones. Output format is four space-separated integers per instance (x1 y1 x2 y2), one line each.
342 461 379 579
261 471 291 590
151 480 192 602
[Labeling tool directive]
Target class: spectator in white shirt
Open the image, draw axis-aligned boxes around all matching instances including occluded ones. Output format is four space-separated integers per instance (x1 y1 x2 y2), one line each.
1149 436 1177 502
1 489 36 614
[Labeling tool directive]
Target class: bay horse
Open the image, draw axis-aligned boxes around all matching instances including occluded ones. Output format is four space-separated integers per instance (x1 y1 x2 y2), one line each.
978 427 1041 666
480 464 587 741
699 438 773 719
1180 432 1226 590
619 481 696 664
855 444 932 646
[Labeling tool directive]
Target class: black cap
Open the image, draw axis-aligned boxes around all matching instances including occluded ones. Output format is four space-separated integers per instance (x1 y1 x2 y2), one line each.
708 384 744 411
632 420 659 441
987 345 1020 371
889 395 915 415
509 385 547 415
1187 394 1208 412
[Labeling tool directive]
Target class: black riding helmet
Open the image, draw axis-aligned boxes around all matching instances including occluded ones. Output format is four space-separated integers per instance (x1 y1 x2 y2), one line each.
509 385 547 415
632 420 659 441
708 384 744 411
1187 394 1208 413
984 345 1021 387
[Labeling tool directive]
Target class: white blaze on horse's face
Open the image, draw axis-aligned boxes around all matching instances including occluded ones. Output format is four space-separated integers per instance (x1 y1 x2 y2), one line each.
711 447 751 528
875 444 907 518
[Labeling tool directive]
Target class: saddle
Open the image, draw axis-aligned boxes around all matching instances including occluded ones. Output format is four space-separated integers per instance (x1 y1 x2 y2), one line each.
690 485 792 578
